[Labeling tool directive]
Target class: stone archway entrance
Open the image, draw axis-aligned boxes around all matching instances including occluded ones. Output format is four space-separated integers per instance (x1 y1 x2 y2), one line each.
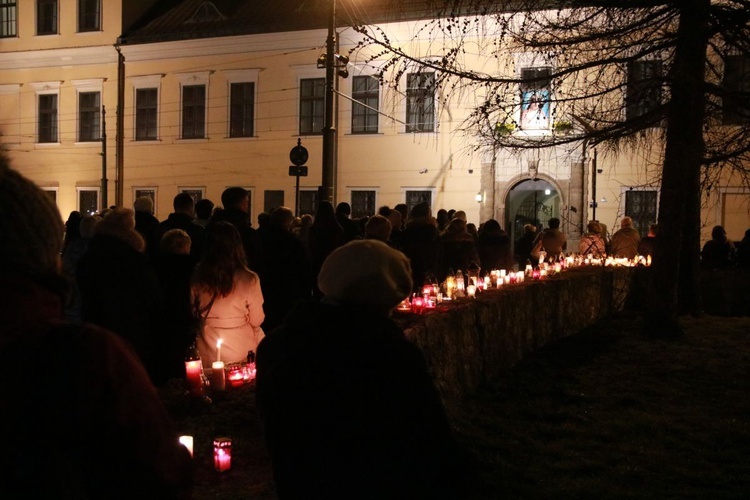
505 178 562 245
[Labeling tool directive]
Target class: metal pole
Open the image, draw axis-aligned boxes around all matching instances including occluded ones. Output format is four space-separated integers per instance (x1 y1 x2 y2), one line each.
101 105 108 208
591 149 598 221
320 0 336 204
295 174 301 218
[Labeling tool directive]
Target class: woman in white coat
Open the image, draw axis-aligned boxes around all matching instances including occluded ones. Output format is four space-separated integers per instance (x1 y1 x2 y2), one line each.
191 221 265 368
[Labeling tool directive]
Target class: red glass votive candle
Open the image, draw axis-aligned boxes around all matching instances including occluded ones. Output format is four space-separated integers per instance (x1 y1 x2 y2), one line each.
213 437 232 472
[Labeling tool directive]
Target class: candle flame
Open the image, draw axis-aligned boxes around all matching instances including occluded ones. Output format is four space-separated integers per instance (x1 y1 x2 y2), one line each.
216 339 223 349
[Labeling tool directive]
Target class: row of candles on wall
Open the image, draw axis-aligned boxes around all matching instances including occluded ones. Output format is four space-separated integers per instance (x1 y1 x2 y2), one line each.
184 339 257 399
178 435 233 472
397 253 652 314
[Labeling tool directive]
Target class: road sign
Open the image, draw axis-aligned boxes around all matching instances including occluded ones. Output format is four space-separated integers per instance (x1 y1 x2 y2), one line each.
289 165 308 177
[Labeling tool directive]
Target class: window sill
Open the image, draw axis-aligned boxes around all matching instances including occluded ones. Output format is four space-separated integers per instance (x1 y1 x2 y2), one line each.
35 142 61 148
346 132 383 136
223 135 258 140
74 141 101 146
176 138 209 143
131 139 161 143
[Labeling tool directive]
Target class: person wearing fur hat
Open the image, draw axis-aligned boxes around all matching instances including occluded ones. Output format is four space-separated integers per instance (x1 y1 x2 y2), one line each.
0 156 192 497
256 240 472 498
77 207 165 384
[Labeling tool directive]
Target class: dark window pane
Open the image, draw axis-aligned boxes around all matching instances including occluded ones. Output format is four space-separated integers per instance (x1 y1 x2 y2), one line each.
0 0 17 37
230 82 255 137
78 91 100 142
625 190 658 237
299 78 325 135
182 85 205 139
625 60 662 121
264 190 285 213
37 0 57 35
352 76 379 134
405 190 432 216
351 190 376 218
135 88 158 141
78 0 99 32
299 190 319 216
79 190 98 215
406 72 435 133
38 94 58 143
722 55 750 125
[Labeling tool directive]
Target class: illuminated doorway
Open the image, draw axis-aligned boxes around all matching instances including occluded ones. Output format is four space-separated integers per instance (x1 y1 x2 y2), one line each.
506 179 561 246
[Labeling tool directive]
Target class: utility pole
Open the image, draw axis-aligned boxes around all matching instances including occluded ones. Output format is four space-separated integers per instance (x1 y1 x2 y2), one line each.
101 105 108 208
320 0 336 205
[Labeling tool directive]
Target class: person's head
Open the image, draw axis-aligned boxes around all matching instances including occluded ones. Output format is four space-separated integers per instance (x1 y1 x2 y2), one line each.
160 229 191 255
548 218 560 229
409 201 431 220
194 221 248 296
0 155 64 284
394 203 408 222
269 206 295 231
480 219 502 235
257 212 270 229
134 196 154 214
452 210 467 222
436 209 449 225
94 208 145 253
195 198 214 220
221 187 250 213
79 214 100 239
299 213 313 228
318 240 412 314
335 202 352 218
364 215 392 242
466 223 478 239
587 220 602 234
711 225 727 242
523 223 537 235
377 205 391 217
386 209 402 232
444 218 467 234
173 193 195 216
313 201 338 226
621 216 633 229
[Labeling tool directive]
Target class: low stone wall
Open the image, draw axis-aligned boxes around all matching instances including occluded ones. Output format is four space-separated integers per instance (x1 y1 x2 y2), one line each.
397 267 635 400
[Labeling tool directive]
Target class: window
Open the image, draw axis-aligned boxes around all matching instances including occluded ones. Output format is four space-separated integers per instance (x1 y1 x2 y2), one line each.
352 76 379 134
722 55 750 125
264 190 285 213
179 188 204 203
78 0 100 32
406 72 435 132
351 190 376 218
135 88 158 140
405 190 432 216
230 82 255 137
37 0 57 35
624 190 658 238
134 188 156 213
0 0 16 37
78 91 100 142
625 60 662 121
42 188 57 204
182 85 206 139
78 188 99 215
520 67 551 130
299 78 324 135
299 190 319 216
38 94 58 143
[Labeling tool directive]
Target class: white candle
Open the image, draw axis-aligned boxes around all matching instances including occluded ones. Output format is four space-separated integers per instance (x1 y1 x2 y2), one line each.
211 361 226 391
179 435 194 457
216 338 223 362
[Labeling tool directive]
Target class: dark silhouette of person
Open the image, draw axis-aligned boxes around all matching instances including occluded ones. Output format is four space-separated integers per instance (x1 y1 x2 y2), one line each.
156 192 205 264
701 225 736 269
307 200 345 295
398 201 440 291
210 186 265 277
335 201 362 242
477 219 515 272
435 218 480 281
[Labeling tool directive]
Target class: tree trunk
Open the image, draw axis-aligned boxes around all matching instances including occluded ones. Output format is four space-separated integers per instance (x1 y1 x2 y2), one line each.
645 0 709 336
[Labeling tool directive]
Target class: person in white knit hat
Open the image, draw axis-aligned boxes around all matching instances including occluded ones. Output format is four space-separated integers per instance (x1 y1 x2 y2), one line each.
256 239 472 498
0 154 192 497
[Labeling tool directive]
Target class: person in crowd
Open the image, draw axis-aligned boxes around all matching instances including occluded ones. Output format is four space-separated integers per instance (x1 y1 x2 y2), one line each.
256 240 472 498
534 217 567 260
386 208 404 248
466 222 479 241
156 192 205 264
700 225 736 269
435 218 480 281
154 229 196 383
637 223 658 258
377 205 391 217
134 195 160 255
191 221 265 368
579 220 607 257
294 213 313 247
335 201 362 242
61 214 99 322
394 203 409 230
257 207 313 333
77 208 165 384
477 219 514 272
736 229 750 269
0 155 192 498
609 216 641 259
307 201 345 293
399 201 440 291
210 186 265 276
257 212 271 234
62 211 82 254
515 223 537 267
452 210 467 223
364 214 393 245
436 209 450 231
194 197 215 228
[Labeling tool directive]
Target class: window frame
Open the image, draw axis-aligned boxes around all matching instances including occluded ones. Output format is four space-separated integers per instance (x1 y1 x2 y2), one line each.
0 0 17 38
298 189 320 216
77 0 100 32
77 91 101 143
351 75 380 134
132 75 162 142
77 187 100 215
403 188 435 216
176 72 210 140
299 77 325 135
622 188 659 238
722 54 750 125
405 71 436 133
625 59 663 121
35 89 59 144
229 82 255 138
36 0 57 35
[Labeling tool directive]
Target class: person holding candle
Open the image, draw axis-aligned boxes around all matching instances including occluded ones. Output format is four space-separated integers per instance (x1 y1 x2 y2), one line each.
191 221 265 369
256 240 473 498
0 155 192 498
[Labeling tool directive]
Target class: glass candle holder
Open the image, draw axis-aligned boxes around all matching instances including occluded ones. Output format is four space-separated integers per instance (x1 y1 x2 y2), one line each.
213 437 232 472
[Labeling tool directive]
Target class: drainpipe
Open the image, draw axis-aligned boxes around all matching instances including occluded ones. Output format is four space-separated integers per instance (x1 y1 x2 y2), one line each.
115 45 125 207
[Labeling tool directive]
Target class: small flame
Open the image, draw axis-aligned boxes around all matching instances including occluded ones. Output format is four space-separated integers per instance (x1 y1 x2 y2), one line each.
216 339 223 349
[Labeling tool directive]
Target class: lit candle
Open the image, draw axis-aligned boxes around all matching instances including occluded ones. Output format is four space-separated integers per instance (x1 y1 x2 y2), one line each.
228 367 245 387
467 284 476 298
185 360 204 396
412 295 424 314
179 435 194 457
213 437 232 472
211 361 226 391
216 338 223 362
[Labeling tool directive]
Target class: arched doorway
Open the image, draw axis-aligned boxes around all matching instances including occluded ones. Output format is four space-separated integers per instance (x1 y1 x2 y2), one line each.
505 178 562 245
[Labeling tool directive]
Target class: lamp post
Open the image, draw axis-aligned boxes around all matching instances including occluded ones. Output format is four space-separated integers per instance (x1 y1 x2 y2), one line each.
320 0 337 205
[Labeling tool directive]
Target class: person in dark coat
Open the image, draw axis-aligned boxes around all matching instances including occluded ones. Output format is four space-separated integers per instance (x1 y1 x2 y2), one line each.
256 240 472 499
134 195 161 256
335 201 362 242
515 223 537 267
701 225 736 269
435 218 480 281
61 214 100 322
0 158 192 498
77 208 165 384
476 219 515 272
210 186 265 277
736 229 750 269
156 192 205 264
258 206 313 332
398 202 439 291
307 200 345 292
637 223 658 259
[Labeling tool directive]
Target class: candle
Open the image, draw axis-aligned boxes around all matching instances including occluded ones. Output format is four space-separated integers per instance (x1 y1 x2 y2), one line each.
179 435 194 457
185 360 204 396
216 338 223 362
211 361 226 391
412 295 424 314
467 284 476 298
228 366 245 387
213 437 232 472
